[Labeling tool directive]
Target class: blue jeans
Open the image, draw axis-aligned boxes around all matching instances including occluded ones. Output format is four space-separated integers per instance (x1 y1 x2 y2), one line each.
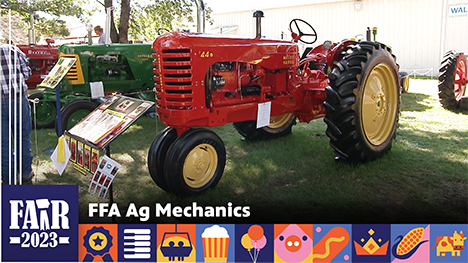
1 95 33 183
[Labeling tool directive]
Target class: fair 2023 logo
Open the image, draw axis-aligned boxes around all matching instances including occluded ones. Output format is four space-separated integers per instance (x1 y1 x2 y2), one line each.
2 185 79 262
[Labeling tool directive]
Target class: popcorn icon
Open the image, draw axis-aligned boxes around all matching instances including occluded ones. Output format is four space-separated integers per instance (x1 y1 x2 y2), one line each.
201 225 230 262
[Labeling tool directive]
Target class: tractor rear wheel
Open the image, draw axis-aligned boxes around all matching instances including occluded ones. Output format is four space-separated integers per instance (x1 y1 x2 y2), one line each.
438 50 467 109
164 128 226 196
233 113 296 140
147 127 178 191
324 42 400 162
29 92 56 128
56 100 98 136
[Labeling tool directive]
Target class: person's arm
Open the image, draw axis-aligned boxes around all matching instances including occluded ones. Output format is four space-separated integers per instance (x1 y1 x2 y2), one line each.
18 48 31 80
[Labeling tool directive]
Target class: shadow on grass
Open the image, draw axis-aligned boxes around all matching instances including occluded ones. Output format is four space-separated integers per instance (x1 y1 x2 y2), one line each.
401 92 433 112
32 94 467 225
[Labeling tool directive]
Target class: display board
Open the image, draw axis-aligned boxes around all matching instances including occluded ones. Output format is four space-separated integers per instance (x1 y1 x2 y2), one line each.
38 57 77 89
64 95 154 174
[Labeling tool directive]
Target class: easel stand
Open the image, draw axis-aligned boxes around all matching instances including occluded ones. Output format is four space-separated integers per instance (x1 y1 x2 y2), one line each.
106 145 116 223
63 95 154 224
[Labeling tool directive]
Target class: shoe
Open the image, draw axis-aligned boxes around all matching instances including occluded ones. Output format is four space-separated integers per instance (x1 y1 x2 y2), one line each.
22 171 35 182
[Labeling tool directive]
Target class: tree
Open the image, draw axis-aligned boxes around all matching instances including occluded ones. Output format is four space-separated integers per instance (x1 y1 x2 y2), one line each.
0 11 28 44
98 0 212 43
0 0 86 43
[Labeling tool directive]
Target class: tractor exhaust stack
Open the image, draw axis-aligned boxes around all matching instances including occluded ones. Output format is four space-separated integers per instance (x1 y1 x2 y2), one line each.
29 11 35 45
194 0 205 33
253 11 264 39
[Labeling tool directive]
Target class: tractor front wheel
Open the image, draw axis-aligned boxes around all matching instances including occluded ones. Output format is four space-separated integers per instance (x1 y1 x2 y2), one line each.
438 50 467 109
56 100 98 136
147 127 178 191
324 42 400 162
164 128 226 196
399 72 410 93
29 92 56 128
233 113 296 140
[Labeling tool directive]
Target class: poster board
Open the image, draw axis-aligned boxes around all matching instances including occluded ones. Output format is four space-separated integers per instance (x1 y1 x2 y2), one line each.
38 57 77 89
65 95 154 174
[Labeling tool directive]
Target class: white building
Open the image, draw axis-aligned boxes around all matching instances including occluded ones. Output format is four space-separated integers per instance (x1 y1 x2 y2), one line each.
208 0 468 77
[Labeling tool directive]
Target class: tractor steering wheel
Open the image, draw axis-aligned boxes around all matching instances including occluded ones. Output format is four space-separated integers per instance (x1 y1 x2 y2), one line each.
289 19 318 44
157 28 171 35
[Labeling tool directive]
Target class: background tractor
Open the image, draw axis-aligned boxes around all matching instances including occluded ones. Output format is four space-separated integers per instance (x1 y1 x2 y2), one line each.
18 39 59 90
438 50 467 110
148 12 401 196
31 43 155 132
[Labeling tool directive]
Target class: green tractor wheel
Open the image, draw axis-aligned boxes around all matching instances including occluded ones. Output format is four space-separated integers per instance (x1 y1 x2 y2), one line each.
56 100 98 136
29 92 56 129
324 42 400 162
163 128 226 196
233 113 296 140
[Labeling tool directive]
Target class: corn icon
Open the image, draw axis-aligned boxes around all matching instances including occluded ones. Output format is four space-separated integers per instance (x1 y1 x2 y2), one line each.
392 227 428 260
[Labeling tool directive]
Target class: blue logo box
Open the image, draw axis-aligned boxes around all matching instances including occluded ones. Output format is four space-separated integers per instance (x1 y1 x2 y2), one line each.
2 185 79 262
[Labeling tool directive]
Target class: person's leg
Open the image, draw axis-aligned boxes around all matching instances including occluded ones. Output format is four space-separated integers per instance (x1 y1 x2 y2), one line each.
18 95 33 179
1 98 14 183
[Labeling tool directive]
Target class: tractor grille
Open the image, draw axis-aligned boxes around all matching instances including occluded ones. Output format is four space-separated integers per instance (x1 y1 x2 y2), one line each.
154 48 193 110
59 53 85 85
61 54 81 82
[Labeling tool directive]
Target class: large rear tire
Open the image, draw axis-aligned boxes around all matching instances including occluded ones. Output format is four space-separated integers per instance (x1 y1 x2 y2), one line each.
164 128 226 196
56 100 98 136
324 42 400 162
438 50 467 110
233 113 296 140
147 127 178 191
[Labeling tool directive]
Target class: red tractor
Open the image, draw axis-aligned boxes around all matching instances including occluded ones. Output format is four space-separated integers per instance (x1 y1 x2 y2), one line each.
148 12 401 196
18 39 59 128
18 39 59 90
438 50 467 110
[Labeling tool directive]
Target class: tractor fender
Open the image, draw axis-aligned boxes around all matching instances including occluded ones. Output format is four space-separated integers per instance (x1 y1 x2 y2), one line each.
327 40 357 70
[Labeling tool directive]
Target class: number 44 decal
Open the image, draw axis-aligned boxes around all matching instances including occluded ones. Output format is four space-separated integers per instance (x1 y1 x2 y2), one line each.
200 51 214 58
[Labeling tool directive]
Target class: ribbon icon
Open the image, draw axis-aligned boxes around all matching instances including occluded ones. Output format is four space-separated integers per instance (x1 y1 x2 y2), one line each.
83 226 114 262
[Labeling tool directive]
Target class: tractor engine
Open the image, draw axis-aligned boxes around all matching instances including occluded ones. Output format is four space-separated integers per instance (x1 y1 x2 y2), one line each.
205 61 289 106
153 32 301 130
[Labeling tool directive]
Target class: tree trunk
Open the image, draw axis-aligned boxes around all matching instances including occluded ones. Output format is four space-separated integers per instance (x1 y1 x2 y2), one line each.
118 0 130 43
105 0 119 43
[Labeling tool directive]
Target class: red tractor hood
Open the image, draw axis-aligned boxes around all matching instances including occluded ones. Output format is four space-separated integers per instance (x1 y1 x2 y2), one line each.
152 32 299 70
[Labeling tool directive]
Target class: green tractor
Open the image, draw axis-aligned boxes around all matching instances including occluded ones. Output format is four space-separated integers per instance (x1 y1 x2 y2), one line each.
31 43 155 133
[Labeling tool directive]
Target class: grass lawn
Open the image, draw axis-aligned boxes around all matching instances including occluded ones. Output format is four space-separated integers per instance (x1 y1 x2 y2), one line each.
29 79 467 224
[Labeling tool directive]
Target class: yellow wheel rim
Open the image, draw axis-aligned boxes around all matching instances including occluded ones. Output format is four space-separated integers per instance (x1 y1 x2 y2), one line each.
183 143 218 188
361 63 398 146
268 113 293 129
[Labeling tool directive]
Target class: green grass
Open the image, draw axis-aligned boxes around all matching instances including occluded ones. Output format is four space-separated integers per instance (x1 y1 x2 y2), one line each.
30 82 468 224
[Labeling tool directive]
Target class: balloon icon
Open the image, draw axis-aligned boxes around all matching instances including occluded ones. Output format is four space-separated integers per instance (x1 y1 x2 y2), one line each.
251 235 267 251
243 225 267 263
241 233 254 251
248 225 264 241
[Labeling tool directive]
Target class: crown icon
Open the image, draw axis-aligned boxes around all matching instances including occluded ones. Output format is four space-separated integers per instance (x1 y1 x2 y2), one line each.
354 229 389 255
